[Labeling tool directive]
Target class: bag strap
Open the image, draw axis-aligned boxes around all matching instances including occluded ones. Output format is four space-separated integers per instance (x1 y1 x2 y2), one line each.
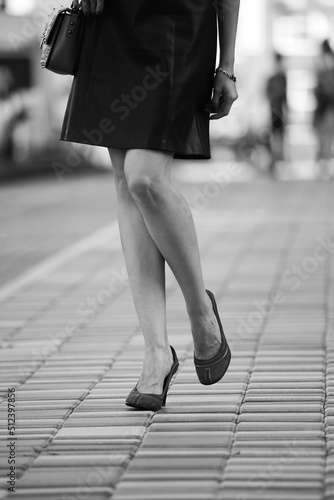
66 7 82 39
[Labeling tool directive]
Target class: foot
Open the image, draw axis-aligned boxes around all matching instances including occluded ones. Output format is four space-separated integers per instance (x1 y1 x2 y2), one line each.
136 345 174 395
190 293 222 360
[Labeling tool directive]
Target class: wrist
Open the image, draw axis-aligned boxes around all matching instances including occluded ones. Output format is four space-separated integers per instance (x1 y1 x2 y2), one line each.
215 67 237 82
218 58 234 71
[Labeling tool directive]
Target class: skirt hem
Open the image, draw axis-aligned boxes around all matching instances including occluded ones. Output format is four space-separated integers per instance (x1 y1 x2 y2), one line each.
59 135 211 160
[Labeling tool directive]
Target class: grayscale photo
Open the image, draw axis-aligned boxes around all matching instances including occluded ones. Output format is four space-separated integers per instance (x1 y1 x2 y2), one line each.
0 0 333 499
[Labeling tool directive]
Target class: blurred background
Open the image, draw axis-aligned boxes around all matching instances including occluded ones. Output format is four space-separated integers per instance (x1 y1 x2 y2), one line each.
0 0 334 180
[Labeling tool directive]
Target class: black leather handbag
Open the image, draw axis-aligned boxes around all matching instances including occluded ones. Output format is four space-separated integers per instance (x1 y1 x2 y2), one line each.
40 3 84 76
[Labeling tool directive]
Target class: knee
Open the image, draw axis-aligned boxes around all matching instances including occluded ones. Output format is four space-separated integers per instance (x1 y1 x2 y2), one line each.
124 149 173 203
125 165 162 202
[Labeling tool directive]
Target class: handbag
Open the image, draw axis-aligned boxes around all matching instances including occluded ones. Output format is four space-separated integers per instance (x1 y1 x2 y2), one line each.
40 2 84 76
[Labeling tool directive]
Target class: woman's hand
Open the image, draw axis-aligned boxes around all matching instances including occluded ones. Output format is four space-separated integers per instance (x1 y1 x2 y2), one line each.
204 71 238 120
74 0 105 17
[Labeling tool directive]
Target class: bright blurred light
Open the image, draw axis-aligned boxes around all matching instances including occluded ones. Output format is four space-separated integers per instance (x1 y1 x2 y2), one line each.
317 0 334 6
6 0 36 15
278 0 308 11
306 11 331 41
237 0 267 55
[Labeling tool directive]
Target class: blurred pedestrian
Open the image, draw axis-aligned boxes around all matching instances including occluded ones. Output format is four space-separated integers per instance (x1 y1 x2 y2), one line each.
61 0 239 410
0 66 19 160
265 52 288 175
313 39 334 179
0 66 14 99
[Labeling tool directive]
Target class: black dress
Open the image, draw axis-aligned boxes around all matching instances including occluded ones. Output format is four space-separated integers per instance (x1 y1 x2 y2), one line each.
60 0 217 159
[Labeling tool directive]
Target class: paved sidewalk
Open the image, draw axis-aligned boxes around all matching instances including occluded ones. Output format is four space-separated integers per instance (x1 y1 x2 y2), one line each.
0 177 333 500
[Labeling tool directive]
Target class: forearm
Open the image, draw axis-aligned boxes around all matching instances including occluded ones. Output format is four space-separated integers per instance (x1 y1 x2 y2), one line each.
216 0 240 71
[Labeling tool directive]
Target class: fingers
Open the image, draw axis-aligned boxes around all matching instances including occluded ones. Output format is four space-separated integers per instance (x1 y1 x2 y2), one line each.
212 87 222 113
81 0 105 16
210 96 235 120
204 74 238 120
90 0 98 13
81 0 91 16
96 0 105 16
204 87 219 114
205 92 237 120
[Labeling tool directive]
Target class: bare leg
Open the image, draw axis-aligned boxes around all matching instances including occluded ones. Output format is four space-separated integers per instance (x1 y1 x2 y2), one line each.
123 149 221 359
109 148 173 394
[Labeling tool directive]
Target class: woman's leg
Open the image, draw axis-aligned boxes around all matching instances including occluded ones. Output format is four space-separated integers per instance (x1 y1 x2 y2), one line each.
109 148 173 395
123 149 221 360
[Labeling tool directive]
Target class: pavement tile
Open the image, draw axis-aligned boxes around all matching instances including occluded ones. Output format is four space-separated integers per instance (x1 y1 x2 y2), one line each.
16 466 125 488
238 413 323 422
0 428 57 436
63 416 151 427
246 389 323 395
216 490 322 500
18 382 93 390
33 454 129 467
233 430 324 440
249 375 324 382
112 480 218 499
223 470 323 481
124 470 222 481
48 436 141 446
148 422 236 432
153 413 237 423
161 394 243 403
126 457 225 471
135 449 230 458
5 487 113 499
219 479 323 490
232 439 325 449
31 371 102 379
251 365 324 371
168 382 246 391
240 404 324 413
243 395 325 403
141 431 233 448
71 410 152 418
248 383 324 389
74 398 137 406
230 448 325 458
0 410 71 420
1 437 51 447
55 426 147 439
226 457 325 467
158 404 240 413
8 400 82 409
237 422 324 431
0 419 63 429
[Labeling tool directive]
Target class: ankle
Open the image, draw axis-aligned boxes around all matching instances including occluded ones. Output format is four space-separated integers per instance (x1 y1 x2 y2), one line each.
187 296 212 321
144 343 171 355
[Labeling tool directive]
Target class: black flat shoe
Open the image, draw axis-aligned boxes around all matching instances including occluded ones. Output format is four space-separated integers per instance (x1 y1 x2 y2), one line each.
194 289 231 385
125 345 179 411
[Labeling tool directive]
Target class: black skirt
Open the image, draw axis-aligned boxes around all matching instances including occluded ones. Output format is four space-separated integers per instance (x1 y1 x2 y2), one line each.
60 0 217 159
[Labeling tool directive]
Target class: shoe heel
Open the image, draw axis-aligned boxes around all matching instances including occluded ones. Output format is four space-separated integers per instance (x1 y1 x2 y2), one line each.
162 359 179 407
125 346 179 411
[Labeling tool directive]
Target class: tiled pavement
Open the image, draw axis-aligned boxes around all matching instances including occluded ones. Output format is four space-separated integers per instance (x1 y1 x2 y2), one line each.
0 175 333 500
